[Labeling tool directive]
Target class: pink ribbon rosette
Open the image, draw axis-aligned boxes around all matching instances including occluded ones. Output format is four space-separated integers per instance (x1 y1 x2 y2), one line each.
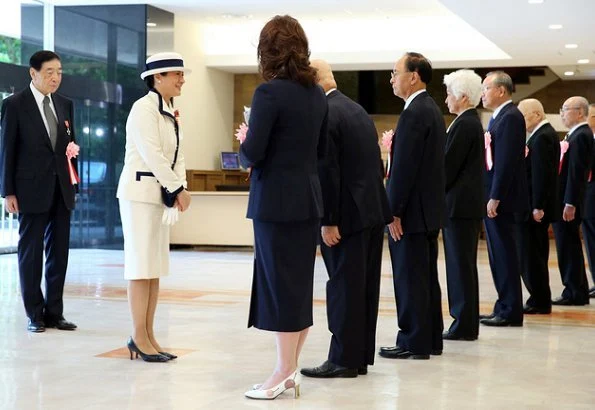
235 122 248 144
484 131 493 171
382 129 394 177
559 140 569 174
66 141 80 185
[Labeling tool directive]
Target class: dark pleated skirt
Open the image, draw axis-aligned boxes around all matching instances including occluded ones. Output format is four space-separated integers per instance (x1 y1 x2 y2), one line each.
247 219 319 332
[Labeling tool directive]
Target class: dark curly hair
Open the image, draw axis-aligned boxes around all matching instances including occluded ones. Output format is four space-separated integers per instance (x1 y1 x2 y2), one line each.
257 15 316 87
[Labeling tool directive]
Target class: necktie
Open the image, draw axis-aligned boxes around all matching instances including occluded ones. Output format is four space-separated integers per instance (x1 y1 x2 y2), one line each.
43 96 57 150
487 116 494 130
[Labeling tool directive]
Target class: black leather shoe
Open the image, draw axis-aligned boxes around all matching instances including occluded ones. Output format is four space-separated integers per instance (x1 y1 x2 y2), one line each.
479 316 522 327
27 320 45 333
358 366 368 375
159 351 177 360
45 318 77 330
523 305 551 314
300 360 358 378
442 331 477 341
551 296 589 306
378 346 430 360
479 313 495 320
589 287 595 298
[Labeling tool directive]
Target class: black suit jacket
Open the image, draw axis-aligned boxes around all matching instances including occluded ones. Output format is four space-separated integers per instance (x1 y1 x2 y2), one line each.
584 138 595 220
240 79 328 222
1 86 77 213
559 124 594 219
445 109 485 219
386 91 445 233
526 122 560 222
318 90 392 235
484 103 529 214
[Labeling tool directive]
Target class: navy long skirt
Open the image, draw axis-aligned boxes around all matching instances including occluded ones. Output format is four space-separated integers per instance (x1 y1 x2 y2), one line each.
247 219 319 332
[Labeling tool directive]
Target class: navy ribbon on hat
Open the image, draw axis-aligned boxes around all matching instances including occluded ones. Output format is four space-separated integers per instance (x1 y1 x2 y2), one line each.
146 58 184 71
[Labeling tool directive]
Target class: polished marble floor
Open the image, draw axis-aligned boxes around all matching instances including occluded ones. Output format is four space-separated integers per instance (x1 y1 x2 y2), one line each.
1 239 594 409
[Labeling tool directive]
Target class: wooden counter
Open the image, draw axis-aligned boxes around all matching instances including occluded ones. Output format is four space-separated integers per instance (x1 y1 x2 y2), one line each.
170 191 253 246
186 170 250 191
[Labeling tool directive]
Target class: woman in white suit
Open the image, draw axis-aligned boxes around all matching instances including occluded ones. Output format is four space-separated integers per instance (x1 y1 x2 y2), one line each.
117 52 192 362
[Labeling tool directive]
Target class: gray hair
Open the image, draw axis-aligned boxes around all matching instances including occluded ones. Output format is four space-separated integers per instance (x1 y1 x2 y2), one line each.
575 96 590 116
443 69 483 107
486 70 514 95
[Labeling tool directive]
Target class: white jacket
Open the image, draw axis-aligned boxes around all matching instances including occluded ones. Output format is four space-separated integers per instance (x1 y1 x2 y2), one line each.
116 91 187 205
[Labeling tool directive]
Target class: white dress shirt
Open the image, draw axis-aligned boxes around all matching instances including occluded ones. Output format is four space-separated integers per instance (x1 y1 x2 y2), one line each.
491 100 512 119
404 89 426 110
29 82 57 140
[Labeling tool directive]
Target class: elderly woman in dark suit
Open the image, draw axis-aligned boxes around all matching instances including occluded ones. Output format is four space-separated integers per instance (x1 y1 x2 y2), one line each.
241 15 328 400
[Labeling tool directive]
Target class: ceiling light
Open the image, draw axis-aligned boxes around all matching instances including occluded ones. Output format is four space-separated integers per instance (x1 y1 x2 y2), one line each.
146 22 156 27
548 24 562 30
564 71 575 76
578 59 590 64
565 44 578 49
528 0 544 3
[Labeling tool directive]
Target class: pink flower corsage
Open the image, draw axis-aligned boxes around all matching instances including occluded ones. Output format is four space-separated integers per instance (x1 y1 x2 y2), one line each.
382 129 394 178
559 140 569 174
381 129 394 150
174 109 180 124
65 120 71 136
235 122 248 144
66 142 80 185
525 146 529 158
484 131 493 171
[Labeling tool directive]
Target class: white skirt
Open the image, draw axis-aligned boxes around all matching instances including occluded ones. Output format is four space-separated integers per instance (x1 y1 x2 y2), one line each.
119 199 169 280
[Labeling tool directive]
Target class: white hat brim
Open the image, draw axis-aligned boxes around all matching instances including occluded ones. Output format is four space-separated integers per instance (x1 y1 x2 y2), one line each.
140 66 192 80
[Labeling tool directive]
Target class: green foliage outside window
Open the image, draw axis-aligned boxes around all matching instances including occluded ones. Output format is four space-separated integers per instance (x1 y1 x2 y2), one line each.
0 35 22 65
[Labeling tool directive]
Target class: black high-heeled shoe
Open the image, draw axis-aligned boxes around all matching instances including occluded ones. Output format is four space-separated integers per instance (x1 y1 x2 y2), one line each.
159 351 178 360
127 337 169 362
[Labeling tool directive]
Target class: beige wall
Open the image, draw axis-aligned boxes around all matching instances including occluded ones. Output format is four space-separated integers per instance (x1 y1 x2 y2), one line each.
174 16 235 170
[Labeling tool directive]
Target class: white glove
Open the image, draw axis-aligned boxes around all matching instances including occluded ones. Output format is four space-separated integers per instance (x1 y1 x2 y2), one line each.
161 207 179 226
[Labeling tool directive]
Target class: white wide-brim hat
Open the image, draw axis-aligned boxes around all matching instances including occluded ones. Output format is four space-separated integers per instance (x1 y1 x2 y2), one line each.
140 52 192 80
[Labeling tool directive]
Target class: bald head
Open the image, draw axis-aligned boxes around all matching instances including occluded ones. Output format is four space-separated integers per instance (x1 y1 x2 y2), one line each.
588 104 595 134
518 98 546 133
311 59 337 92
560 96 589 128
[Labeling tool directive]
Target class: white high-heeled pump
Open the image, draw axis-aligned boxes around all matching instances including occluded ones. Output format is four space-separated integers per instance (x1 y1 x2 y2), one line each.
245 371 301 400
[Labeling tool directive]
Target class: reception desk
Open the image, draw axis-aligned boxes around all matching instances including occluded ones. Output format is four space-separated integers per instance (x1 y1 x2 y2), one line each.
170 191 253 246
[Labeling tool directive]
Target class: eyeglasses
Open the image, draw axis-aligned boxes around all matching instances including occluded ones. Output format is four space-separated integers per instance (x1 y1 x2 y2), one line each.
481 85 497 93
559 106 580 114
390 70 411 80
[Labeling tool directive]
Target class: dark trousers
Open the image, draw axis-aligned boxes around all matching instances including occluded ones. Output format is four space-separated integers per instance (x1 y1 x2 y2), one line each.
17 182 71 322
553 219 590 303
442 218 480 338
484 214 523 323
322 224 384 368
582 219 595 286
517 219 552 309
389 230 443 355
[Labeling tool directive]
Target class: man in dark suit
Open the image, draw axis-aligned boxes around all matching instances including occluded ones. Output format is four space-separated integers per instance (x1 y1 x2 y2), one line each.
552 96 593 306
584 103 595 298
300 60 392 378
516 99 560 314
1 50 77 332
479 71 528 327
379 52 445 360
441 69 485 341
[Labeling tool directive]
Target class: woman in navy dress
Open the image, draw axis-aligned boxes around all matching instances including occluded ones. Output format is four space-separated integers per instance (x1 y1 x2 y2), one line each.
241 15 328 400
